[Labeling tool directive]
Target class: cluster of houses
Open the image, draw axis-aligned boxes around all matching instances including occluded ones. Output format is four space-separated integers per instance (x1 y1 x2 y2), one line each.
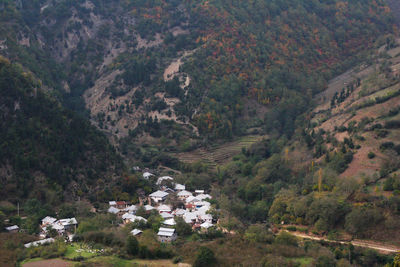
4 216 79 248
107 173 215 242
39 216 78 240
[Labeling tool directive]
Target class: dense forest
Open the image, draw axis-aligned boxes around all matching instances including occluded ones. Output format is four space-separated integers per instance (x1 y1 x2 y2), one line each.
0 56 123 202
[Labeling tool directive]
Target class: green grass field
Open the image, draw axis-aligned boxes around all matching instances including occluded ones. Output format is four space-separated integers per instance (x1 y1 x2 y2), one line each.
64 243 101 260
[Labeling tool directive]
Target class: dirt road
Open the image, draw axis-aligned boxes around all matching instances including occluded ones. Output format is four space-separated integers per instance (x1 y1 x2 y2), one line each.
286 231 400 254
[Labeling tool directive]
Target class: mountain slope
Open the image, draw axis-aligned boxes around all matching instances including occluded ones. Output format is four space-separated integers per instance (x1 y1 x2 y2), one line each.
0 56 123 201
0 0 394 143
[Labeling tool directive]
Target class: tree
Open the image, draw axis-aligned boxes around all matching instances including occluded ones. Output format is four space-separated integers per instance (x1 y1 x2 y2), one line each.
175 217 192 237
126 236 139 256
345 207 383 237
393 253 400 267
193 246 216 267
316 255 336 267
0 211 4 231
274 231 298 247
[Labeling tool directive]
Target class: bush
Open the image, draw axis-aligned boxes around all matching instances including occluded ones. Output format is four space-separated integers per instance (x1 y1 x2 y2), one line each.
274 232 298 247
384 120 400 129
193 247 216 267
368 152 375 159
126 236 139 256
380 142 394 151
173 256 182 264
286 226 297 231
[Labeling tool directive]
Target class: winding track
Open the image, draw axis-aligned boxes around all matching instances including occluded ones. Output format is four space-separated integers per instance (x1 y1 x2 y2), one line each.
285 231 400 254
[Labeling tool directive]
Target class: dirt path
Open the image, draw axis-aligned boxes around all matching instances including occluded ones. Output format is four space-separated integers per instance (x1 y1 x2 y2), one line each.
286 231 400 254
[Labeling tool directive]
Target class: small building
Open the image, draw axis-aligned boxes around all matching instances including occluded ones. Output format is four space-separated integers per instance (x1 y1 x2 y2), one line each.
185 196 200 204
195 201 211 209
196 194 212 201
160 212 174 219
157 227 177 242
183 211 198 224
163 218 176 226
122 213 147 224
125 205 137 214
57 218 78 233
5 225 19 233
144 205 155 212
177 190 193 200
131 229 143 236
174 184 185 191
161 187 175 194
24 238 55 248
194 190 205 195
200 222 213 230
173 208 186 217
41 216 57 226
157 204 172 213
143 172 154 180
156 176 174 185
116 201 128 209
149 190 169 203
108 206 120 214
109 201 117 207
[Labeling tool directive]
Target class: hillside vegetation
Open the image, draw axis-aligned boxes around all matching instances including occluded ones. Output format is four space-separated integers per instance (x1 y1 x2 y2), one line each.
0 0 394 144
0 56 123 202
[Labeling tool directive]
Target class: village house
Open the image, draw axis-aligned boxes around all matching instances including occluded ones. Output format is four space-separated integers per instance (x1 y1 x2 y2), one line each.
157 204 172 213
109 201 117 207
194 190 205 195
162 218 176 226
185 196 200 204
115 201 128 209
157 176 174 185
5 225 19 233
160 186 175 194
57 218 78 233
125 205 137 214
41 216 57 227
122 213 147 224
160 212 174 219
24 238 55 248
131 229 143 236
196 194 212 201
143 172 154 180
149 190 169 203
157 227 177 242
177 190 193 200
40 217 78 237
144 204 155 212
173 209 186 217
200 222 213 230
174 183 185 191
107 206 120 214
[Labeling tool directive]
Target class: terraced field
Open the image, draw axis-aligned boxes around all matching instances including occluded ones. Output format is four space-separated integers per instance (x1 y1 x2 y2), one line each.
173 135 268 170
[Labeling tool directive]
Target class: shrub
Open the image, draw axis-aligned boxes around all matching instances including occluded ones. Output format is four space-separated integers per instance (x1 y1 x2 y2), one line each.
286 226 297 231
380 142 394 151
126 236 139 256
274 232 298 247
368 152 375 159
384 120 400 129
173 256 182 264
193 247 216 267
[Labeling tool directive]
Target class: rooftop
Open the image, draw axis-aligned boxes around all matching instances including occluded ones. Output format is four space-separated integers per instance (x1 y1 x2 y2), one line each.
149 190 169 198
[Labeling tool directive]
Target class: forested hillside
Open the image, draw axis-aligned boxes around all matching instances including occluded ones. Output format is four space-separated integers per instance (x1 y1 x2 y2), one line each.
0 0 394 143
0 56 123 202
